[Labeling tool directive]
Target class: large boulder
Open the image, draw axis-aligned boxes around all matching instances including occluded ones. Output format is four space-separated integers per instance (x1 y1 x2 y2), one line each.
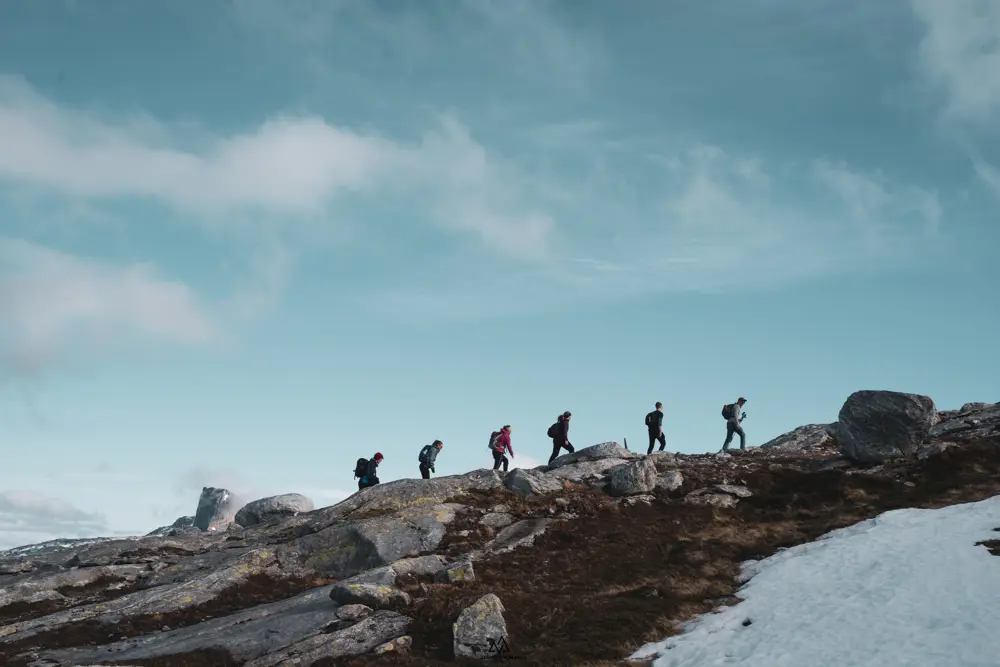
453 593 509 659
609 458 657 496
548 442 637 470
503 468 563 498
547 459 629 486
193 487 239 531
834 391 938 463
235 493 314 527
292 503 462 578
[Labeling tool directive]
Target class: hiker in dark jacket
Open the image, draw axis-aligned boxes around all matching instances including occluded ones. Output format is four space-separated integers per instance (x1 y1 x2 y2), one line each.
646 402 666 454
722 397 747 452
358 452 384 490
490 425 514 472
548 411 575 463
418 440 443 479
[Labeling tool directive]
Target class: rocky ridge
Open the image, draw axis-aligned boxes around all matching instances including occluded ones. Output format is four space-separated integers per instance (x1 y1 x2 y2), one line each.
0 391 997 667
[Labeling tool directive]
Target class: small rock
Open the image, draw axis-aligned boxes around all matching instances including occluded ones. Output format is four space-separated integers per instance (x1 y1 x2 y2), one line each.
715 484 752 498
554 497 570 508
684 492 737 508
453 593 509 660
655 470 684 492
609 458 658 496
904 481 916 488
329 582 411 610
480 512 515 529
373 635 412 654
336 604 373 622
443 561 475 583
622 494 655 507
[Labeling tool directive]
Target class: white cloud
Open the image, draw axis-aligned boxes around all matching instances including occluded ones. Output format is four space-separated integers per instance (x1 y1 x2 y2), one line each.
0 75 554 262
973 157 1000 196
367 144 944 320
0 489 111 550
911 0 1000 125
0 236 218 375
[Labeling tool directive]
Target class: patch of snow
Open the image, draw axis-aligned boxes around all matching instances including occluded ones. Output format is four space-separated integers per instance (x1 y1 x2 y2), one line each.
631 495 1000 667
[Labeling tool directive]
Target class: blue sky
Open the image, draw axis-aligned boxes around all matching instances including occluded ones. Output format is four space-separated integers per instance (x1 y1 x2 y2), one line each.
1 0 998 549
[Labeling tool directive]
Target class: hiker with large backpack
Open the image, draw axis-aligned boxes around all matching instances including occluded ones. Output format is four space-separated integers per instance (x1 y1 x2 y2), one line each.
645 402 666 454
489 425 514 472
354 452 384 490
721 397 748 452
418 440 443 479
547 411 575 463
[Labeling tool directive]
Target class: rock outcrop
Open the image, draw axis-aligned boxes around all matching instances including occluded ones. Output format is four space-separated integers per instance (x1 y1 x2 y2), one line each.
759 423 837 455
834 390 938 463
235 493 315 527
609 458 658 496
193 487 239 531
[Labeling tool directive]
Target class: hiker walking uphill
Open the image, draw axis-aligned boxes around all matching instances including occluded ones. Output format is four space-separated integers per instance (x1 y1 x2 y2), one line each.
489 425 514 472
354 452 384 490
722 398 748 452
645 402 666 454
418 440 443 479
547 411 575 463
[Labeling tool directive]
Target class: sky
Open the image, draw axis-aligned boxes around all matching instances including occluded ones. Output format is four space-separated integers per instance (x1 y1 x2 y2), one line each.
0 0 998 549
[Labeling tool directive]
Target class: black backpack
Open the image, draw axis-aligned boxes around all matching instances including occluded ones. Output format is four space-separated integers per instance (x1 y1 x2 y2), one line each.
488 430 501 450
645 411 655 427
547 422 560 438
354 457 368 479
721 404 735 420
418 445 431 464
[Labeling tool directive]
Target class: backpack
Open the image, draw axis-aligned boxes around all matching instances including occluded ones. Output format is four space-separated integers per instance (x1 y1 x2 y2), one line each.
547 422 560 438
418 445 431 464
721 404 735 420
488 430 501 450
354 457 368 479
645 411 654 427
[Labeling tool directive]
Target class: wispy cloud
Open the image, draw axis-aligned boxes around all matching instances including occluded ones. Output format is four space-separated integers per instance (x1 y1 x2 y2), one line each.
0 75 555 261
910 0 1000 125
229 0 605 95
0 489 110 550
366 142 944 321
0 237 218 376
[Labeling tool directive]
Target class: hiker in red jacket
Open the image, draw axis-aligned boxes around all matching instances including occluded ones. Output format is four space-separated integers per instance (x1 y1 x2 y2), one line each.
490 425 514 472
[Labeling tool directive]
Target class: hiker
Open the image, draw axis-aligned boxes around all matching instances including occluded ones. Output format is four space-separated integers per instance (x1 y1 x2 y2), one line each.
645 402 666 454
418 440 443 479
547 411 575 463
489 425 514 472
722 398 748 452
354 452 384 490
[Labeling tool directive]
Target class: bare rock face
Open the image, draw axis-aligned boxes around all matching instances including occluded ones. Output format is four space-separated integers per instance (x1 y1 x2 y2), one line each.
235 493 315 527
609 458 658 496
759 424 837 455
834 390 938 463
548 442 637 469
503 469 563 498
329 582 411 609
193 487 239 531
453 593 508 660
655 470 684 492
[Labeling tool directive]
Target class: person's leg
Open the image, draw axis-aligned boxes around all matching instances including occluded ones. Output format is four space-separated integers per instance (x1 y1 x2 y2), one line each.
723 422 736 451
648 431 657 455
736 425 746 450
562 442 575 454
492 451 502 470
502 455 509 472
419 463 430 479
657 433 667 452
549 442 562 464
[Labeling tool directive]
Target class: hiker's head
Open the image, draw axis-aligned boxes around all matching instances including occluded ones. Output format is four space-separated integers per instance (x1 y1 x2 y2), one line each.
737 397 746 406
433 440 443 449
563 411 571 420
373 452 384 464
655 402 662 410
502 425 511 433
